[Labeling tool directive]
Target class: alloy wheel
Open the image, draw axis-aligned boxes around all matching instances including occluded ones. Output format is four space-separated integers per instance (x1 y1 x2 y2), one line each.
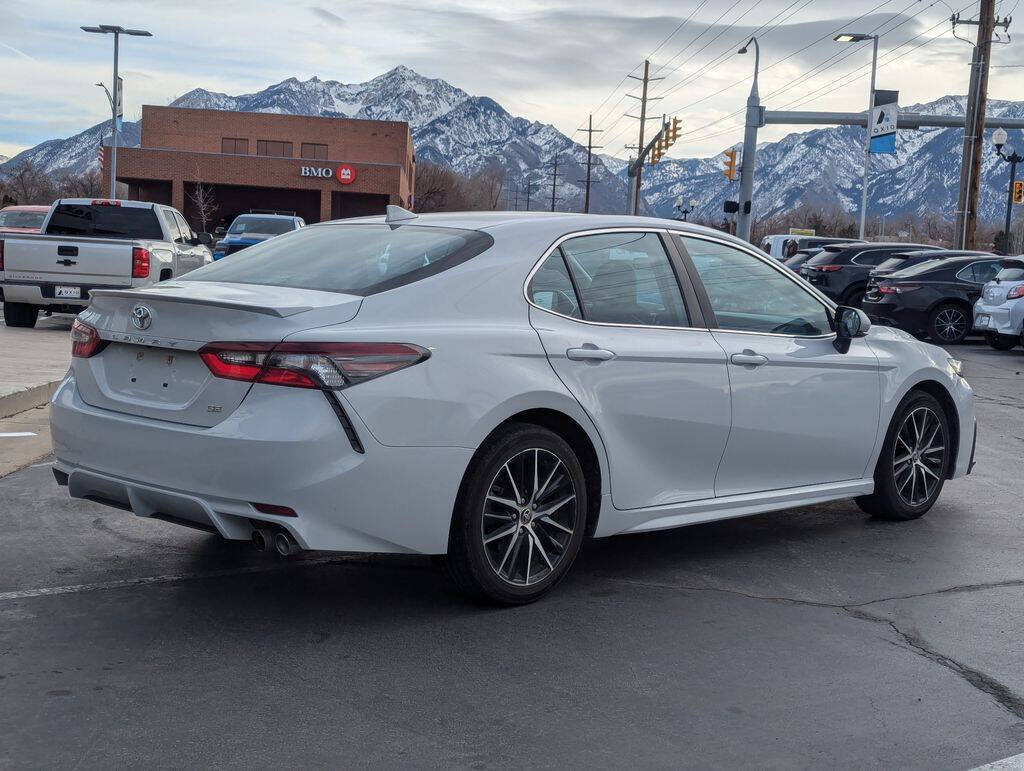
933 307 967 342
480 448 578 587
892 406 946 507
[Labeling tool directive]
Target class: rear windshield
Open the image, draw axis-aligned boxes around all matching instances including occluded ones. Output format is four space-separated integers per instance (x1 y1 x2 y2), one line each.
890 259 947 277
804 247 850 265
44 204 163 240
181 223 494 295
996 264 1024 282
0 210 46 229
228 217 295 236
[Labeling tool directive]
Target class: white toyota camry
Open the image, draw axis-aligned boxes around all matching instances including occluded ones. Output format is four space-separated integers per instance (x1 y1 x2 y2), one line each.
51 209 976 604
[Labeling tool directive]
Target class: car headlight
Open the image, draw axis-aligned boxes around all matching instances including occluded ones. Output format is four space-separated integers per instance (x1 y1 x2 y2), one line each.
948 357 966 379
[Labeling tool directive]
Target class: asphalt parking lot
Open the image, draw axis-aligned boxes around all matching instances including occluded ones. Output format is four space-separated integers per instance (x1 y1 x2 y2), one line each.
1 341 1022 769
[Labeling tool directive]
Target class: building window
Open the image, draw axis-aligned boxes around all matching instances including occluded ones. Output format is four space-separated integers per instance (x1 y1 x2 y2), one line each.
257 140 293 158
221 138 248 155
301 143 328 160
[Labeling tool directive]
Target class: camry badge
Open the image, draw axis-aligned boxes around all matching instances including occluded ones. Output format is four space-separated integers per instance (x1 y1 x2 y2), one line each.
131 305 153 330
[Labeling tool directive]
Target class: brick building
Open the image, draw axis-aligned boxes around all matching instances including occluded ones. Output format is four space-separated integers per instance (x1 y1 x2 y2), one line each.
105 105 415 229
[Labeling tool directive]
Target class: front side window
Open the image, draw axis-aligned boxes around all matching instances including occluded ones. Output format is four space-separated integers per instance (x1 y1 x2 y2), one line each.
558 232 689 327
681 236 832 336
173 212 194 242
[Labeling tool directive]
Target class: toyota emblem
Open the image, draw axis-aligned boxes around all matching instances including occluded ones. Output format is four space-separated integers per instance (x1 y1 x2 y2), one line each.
131 305 153 330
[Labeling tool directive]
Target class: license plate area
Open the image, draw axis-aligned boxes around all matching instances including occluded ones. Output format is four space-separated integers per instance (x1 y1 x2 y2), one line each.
55 285 81 299
974 314 991 328
101 344 210 406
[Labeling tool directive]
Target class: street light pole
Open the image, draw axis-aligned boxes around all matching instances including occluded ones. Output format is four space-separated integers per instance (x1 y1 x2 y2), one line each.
993 127 1022 253
834 33 879 240
676 197 696 221
736 36 761 242
81 25 152 197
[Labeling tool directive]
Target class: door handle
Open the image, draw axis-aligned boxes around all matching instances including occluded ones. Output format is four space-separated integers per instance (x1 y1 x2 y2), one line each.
566 347 616 362
730 351 768 367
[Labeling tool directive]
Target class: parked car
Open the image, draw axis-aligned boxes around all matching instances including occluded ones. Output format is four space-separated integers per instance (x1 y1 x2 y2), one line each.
867 249 989 296
0 204 50 234
0 199 213 328
782 247 823 272
862 254 1004 344
213 213 305 259
759 234 860 260
973 257 1024 350
50 211 976 604
800 242 933 307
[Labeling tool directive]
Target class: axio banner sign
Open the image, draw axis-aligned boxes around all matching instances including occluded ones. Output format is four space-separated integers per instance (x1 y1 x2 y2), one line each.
870 101 898 154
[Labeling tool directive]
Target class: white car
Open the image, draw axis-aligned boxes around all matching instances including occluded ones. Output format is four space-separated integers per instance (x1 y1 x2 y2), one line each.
50 210 976 604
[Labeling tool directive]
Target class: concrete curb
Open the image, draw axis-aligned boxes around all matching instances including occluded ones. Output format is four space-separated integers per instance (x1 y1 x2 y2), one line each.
0 380 60 420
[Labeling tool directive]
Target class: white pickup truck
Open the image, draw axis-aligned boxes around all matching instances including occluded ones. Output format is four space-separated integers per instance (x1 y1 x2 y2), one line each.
0 198 214 328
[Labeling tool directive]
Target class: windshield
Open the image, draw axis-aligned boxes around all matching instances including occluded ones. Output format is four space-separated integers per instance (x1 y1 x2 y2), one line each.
182 224 494 295
0 210 46 229
44 204 163 239
228 217 295 236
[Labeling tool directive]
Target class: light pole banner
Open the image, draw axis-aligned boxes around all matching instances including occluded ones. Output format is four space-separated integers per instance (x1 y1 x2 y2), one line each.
870 101 898 154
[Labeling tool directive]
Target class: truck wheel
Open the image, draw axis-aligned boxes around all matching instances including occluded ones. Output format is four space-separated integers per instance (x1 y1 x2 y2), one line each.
984 331 1017 351
3 302 39 328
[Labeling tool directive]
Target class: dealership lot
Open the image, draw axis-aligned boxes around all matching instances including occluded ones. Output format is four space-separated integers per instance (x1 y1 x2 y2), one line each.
0 341 1022 768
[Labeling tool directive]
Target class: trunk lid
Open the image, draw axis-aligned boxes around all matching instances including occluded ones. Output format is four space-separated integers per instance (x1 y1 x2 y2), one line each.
73 281 362 426
2 234 137 287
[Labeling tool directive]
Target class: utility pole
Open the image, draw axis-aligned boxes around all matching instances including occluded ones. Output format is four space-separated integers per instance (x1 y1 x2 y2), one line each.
523 178 535 211
953 2 1011 249
548 155 563 212
576 114 603 213
625 60 663 215
736 36 762 242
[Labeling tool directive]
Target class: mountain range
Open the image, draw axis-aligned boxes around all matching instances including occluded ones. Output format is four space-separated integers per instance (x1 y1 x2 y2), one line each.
2 67 1021 224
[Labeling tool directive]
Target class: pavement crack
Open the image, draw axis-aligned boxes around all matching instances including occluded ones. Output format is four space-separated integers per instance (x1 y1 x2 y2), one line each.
847 579 1024 608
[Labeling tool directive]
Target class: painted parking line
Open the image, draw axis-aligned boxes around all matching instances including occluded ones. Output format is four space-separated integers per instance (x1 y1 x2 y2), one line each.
972 753 1024 770
0 432 38 438
0 555 360 602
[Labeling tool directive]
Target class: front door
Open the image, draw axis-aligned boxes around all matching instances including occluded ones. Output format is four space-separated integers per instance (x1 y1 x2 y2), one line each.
676 234 881 498
527 230 731 510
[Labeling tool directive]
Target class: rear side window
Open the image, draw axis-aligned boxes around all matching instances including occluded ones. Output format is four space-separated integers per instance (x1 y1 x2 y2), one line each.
181 224 494 296
558 232 689 327
528 252 581 319
958 261 1001 284
45 204 163 240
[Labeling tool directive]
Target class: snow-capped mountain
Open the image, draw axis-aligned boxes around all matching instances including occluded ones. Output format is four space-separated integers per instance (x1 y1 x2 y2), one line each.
636 95 1024 225
3 65 1021 222
0 155 8 165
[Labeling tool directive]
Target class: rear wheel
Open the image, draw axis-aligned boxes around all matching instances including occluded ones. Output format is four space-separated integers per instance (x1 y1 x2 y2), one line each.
928 303 969 345
3 301 39 328
445 423 587 605
856 391 949 521
843 287 866 308
984 331 1017 351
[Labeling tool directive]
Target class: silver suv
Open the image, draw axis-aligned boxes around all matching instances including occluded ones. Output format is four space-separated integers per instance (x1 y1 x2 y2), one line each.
973 257 1024 350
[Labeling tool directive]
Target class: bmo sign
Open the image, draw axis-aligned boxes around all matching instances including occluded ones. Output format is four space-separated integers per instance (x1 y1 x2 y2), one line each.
300 164 357 185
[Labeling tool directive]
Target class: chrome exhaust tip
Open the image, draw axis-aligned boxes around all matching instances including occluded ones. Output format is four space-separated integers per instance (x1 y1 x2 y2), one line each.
273 531 300 557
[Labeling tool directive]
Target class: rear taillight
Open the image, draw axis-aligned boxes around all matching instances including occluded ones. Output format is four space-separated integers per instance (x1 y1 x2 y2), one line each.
1008 285 1024 300
809 265 842 272
199 342 430 390
0 239 5 271
71 319 107 358
132 247 150 278
879 284 920 295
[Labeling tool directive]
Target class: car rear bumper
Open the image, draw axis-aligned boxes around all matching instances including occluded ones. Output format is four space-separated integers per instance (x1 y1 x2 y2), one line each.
1 280 123 308
972 300 1024 336
50 373 472 554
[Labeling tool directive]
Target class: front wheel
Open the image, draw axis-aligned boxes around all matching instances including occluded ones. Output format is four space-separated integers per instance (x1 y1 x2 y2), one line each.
985 331 1017 351
928 303 970 345
445 423 587 605
856 391 950 521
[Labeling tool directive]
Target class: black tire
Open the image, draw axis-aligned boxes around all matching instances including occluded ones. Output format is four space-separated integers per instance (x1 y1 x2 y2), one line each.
843 287 866 308
927 303 970 345
445 423 587 605
3 301 39 328
985 331 1017 351
856 391 950 521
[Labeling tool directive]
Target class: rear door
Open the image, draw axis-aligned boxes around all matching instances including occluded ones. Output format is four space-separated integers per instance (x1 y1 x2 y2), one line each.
676 234 880 497
528 229 731 509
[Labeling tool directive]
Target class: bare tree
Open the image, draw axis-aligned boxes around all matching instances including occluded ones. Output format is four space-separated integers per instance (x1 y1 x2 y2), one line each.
414 161 510 213
188 173 218 233
0 161 57 205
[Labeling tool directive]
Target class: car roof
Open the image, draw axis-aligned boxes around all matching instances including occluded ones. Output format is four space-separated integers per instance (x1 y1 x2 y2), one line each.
0 204 50 213
234 213 296 219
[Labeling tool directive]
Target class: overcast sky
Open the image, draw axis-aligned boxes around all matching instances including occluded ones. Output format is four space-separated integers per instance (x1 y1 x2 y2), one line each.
1 0 1023 161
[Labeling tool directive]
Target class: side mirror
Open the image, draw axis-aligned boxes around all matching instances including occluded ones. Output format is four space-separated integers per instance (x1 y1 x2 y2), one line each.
197 232 214 247
833 306 871 353
214 227 226 237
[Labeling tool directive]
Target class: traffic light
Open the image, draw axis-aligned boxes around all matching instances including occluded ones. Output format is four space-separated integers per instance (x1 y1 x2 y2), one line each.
650 135 666 165
667 117 681 143
648 117 683 166
1014 180 1024 205
722 149 738 181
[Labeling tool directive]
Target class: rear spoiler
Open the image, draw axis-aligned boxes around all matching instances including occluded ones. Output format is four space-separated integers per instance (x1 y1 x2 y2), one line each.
88 288 307 317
